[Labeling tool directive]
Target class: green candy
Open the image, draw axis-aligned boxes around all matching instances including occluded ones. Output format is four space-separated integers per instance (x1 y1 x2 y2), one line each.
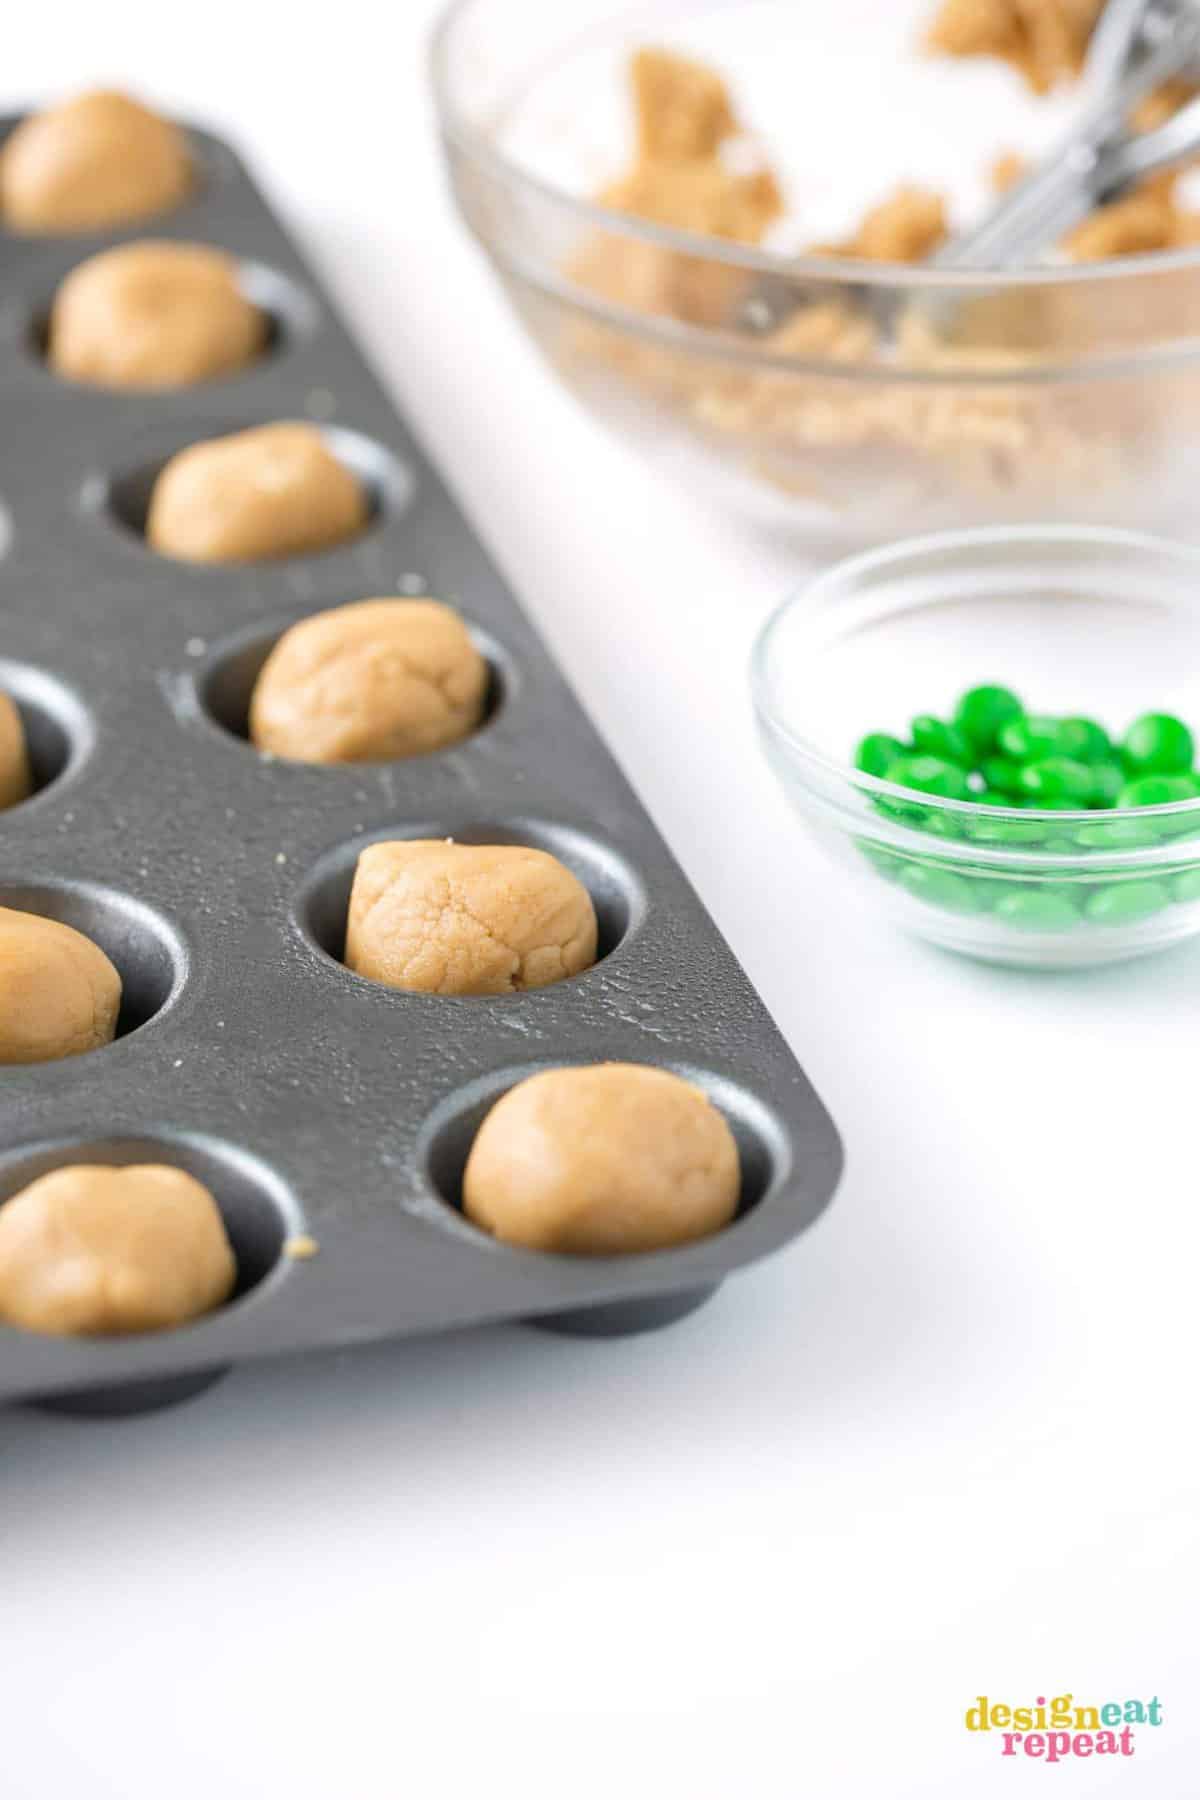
1122 712 1195 776
898 864 980 913
976 788 1013 807
1170 869 1200 904
1018 756 1094 806
997 714 1070 763
910 715 970 765
1116 773 1197 810
1084 881 1172 926
1073 818 1158 850
1059 717 1112 764
993 889 1079 931
953 685 1023 755
1088 761 1125 807
857 842 905 883
966 815 1051 845
856 732 908 778
980 756 1025 796
884 754 972 802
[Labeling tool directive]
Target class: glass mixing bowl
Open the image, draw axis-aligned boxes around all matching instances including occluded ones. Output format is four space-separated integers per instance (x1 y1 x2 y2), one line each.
751 527 1200 968
432 0 1200 549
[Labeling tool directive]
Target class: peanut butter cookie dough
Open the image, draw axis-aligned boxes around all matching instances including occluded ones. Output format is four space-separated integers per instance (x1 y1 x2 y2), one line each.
250 599 488 764
0 907 121 1064
0 90 192 234
574 47 782 329
146 423 369 564
48 242 266 391
925 0 1102 93
345 840 598 996
0 692 31 811
463 1063 740 1254
0 1164 235 1335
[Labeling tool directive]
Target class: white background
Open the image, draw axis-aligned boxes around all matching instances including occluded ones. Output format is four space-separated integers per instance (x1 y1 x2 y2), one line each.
2 4 1198 1796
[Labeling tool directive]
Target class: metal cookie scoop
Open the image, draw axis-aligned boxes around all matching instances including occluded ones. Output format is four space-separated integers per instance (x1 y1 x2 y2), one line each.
742 0 1200 339
936 0 1200 272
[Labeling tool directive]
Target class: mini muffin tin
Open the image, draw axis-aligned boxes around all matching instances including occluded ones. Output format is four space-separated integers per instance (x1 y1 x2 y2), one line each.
0 116 843 1415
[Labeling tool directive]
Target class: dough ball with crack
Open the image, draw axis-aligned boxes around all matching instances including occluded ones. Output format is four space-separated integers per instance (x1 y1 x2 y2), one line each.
0 90 192 234
0 692 32 811
146 422 368 564
48 241 266 390
0 907 122 1064
249 599 487 763
0 1164 236 1335
345 840 598 996
463 1063 741 1253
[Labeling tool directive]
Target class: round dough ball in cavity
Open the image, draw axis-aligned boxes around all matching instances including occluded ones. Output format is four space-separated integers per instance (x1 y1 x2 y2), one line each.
0 906 121 1064
463 1063 741 1254
0 691 32 810
345 840 598 996
0 1164 236 1336
146 423 368 564
48 241 266 390
0 90 192 234
249 599 488 764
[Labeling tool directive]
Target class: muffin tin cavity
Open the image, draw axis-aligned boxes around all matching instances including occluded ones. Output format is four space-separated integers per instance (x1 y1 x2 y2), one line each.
28 258 318 385
96 421 414 557
0 660 91 802
0 1130 296 1312
196 610 510 756
296 818 643 982
420 1061 789 1247
0 881 185 1043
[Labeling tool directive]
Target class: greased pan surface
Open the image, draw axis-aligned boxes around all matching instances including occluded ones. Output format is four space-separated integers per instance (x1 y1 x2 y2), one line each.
0 120 843 1412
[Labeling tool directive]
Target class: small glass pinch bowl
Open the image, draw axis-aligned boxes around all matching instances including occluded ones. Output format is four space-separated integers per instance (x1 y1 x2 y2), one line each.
751 527 1200 970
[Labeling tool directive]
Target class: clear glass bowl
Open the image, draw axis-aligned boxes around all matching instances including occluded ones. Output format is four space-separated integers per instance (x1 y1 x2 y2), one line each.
432 0 1200 550
751 527 1200 968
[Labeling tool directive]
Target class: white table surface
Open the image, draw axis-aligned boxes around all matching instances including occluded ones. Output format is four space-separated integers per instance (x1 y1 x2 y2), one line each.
2 5 1197 1796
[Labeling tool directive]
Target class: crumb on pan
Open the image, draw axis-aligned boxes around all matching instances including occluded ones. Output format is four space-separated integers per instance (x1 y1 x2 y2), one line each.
284 1233 320 1260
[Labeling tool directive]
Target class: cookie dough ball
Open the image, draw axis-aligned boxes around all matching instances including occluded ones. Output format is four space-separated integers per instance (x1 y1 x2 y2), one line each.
0 692 31 811
0 90 191 234
345 840 598 996
0 1164 235 1335
146 423 368 563
0 907 121 1064
249 599 488 763
48 241 266 390
463 1063 741 1253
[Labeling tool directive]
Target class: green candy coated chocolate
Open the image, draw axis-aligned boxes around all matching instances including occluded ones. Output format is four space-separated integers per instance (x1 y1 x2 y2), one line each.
1122 712 1195 776
967 815 1051 845
1170 869 1200 904
1116 773 1197 810
1073 818 1158 849
910 715 970 765
1059 717 1112 763
980 756 1025 795
1018 756 1094 806
993 890 1079 931
898 864 980 913
1088 761 1125 807
884 754 973 802
997 714 1069 763
1084 881 1172 925
857 842 905 882
975 789 1013 807
856 732 908 778
953 685 1023 755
